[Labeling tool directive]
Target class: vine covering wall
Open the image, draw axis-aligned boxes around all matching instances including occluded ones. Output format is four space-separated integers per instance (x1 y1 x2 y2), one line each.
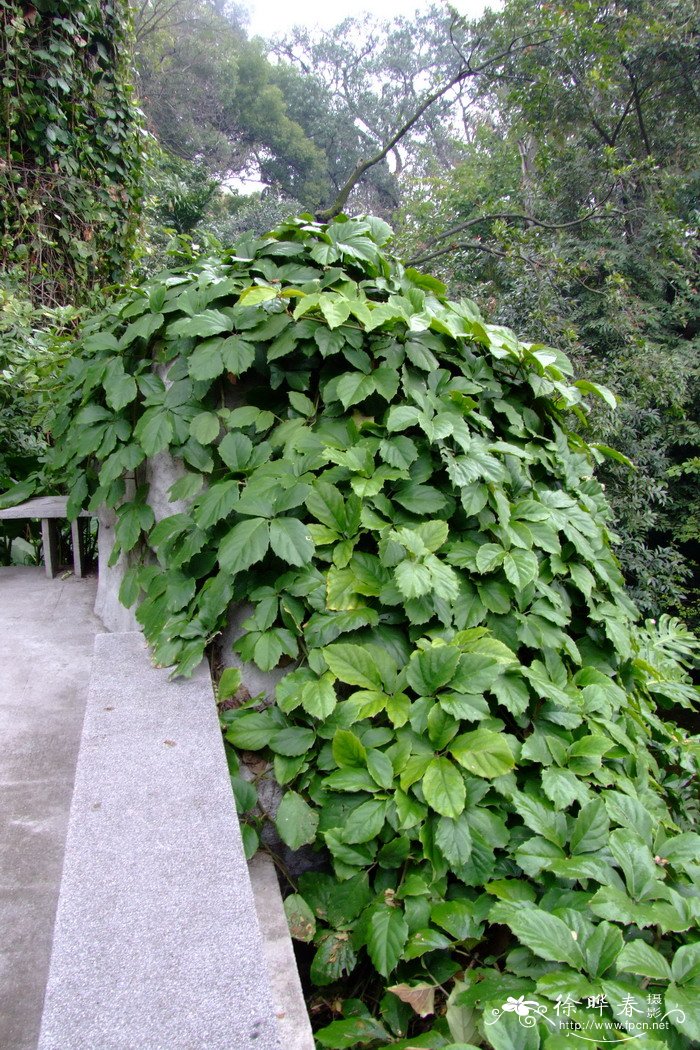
0 0 144 305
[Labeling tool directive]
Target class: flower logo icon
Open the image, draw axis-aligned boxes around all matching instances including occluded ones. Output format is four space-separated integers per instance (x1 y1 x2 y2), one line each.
502 996 541 1017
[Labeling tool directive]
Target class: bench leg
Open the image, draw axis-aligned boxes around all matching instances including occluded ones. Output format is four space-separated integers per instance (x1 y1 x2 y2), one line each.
70 518 87 578
41 519 59 578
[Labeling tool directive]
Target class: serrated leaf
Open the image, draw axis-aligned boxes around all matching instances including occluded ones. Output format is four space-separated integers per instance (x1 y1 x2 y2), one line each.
275 791 318 850
451 729 515 779
168 308 232 338
406 645 460 695
300 672 337 718
342 799 388 843
367 905 409 977
189 411 220 444
503 549 539 589
422 758 466 818
617 940 672 980
491 902 584 969
194 480 239 529
269 517 314 566
218 517 269 574
218 431 253 471
570 798 610 855
134 409 173 456
283 894 316 942
324 643 383 689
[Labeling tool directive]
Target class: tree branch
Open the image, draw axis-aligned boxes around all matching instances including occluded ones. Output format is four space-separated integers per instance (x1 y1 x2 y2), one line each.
315 35 549 222
414 188 616 255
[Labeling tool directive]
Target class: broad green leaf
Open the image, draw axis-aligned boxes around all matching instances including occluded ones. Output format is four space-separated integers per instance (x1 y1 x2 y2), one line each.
406 645 460 695
218 432 253 471
218 517 269 574
168 308 232 338
324 643 383 690
283 894 316 942
300 673 337 719
367 905 409 977
672 943 700 985
315 1017 390 1048
570 798 610 855
269 517 314 566
342 799 388 843
332 729 367 768
609 829 659 901
275 791 318 850
422 758 466 818
194 480 239 529
134 409 174 456
221 335 256 375
189 411 220 444
188 339 224 380
431 900 478 940
451 729 515 779
310 931 357 987
503 549 539 589
269 726 315 756
225 712 275 750
665 984 700 1043
617 940 672 981
475 543 507 573
491 902 584 970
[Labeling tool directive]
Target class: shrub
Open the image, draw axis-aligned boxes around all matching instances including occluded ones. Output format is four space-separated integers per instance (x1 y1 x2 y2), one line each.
44 216 700 1047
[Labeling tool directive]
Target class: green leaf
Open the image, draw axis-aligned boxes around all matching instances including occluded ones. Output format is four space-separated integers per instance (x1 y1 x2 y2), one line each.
315 1017 390 1048
342 799 388 843
422 758 466 818
189 411 220 444
169 308 232 338
332 729 368 768
570 798 610 855
475 543 507 573
435 815 473 866
406 645 460 695
431 900 478 940
218 432 253 471
134 409 174 456
218 517 269 574
221 335 256 375
283 894 316 942
451 729 515 779
275 791 319 850
324 643 383 690
617 940 672 981
269 517 314 566
666 984 700 1043
269 726 315 756
218 667 241 701
367 905 409 977
104 366 137 412
300 673 337 719
503 549 539 589
310 931 358 987
394 482 447 514
672 944 700 985
187 339 224 380
491 902 584 969
194 480 239 529
225 712 275 750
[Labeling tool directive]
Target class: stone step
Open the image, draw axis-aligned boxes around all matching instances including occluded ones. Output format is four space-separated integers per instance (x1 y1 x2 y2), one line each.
38 632 298 1050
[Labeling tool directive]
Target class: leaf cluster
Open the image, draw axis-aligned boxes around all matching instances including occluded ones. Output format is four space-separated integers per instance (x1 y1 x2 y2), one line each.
41 214 700 1048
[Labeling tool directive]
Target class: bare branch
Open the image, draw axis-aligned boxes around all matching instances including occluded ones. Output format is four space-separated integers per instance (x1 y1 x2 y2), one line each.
315 35 549 222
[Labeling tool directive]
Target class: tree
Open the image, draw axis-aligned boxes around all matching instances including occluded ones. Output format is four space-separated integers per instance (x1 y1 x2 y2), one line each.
394 0 700 618
133 0 329 205
0 0 145 304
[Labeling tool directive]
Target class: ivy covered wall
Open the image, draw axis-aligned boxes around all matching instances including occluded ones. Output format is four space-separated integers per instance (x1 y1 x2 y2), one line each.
0 0 145 305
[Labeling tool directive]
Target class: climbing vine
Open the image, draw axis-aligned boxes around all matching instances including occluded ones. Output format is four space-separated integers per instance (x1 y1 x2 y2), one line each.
0 0 144 305
37 216 700 1047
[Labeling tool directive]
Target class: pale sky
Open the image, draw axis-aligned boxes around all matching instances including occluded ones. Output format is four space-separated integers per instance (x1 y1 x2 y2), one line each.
247 0 494 38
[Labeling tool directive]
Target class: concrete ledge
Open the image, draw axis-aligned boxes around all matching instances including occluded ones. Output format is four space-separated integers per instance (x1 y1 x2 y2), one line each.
38 632 283 1050
249 854 315 1050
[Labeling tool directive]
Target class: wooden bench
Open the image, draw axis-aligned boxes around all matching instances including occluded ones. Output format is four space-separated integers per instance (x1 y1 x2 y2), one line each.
0 496 93 578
